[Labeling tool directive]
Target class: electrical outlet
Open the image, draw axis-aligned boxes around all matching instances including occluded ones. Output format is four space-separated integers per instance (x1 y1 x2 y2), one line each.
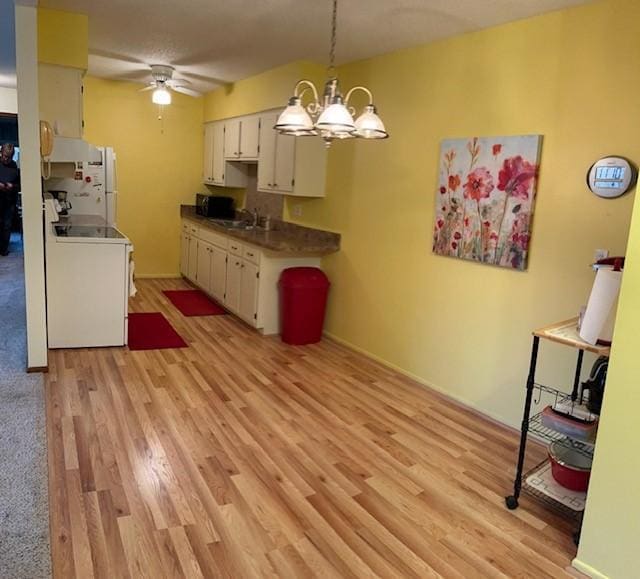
594 249 609 262
292 204 303 218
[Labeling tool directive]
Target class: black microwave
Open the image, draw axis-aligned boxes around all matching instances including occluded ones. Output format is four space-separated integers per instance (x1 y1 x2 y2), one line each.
196 194 235 218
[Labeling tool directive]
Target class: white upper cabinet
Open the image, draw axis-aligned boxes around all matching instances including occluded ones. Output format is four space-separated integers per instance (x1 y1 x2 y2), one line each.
257 112 277 191
257 110 326 197
224 115 260 160
203 121 248 188
39 64 84 138
204 109 326 196
203 123 215 184
258 111 294 194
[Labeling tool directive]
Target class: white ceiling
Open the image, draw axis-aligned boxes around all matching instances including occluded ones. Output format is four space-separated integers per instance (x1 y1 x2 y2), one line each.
0 0 17 88
38 0 591 94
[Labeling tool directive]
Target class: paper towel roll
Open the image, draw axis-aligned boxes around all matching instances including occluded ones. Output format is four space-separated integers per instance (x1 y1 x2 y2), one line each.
579 268 622 345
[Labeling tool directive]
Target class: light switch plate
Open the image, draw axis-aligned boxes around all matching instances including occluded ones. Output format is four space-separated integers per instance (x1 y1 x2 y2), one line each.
594 249 609 262
292 204 303 218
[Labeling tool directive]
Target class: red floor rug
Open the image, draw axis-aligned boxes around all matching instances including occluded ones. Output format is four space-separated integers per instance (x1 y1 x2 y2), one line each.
128 313 188 350
163 290 226 317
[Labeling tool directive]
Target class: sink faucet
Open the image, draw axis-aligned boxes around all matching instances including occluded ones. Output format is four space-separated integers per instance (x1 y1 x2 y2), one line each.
252 208 259 227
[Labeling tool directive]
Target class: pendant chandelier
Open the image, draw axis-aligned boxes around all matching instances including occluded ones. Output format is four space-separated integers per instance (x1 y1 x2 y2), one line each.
275 0 388 148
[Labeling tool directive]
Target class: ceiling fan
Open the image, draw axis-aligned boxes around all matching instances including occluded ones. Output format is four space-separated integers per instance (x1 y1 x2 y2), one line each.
140 64 201 104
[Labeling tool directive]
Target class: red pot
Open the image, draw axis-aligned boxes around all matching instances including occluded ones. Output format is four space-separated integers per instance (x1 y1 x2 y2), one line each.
548 440 592 492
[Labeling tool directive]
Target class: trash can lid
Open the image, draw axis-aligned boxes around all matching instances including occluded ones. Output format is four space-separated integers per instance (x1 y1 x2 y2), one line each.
279 267 330 289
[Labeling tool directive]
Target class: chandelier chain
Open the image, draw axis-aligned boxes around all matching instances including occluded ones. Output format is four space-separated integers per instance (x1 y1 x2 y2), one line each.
328 0 338 76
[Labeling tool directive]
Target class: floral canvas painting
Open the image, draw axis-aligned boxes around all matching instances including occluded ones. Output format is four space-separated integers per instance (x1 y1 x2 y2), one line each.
432 135 542 270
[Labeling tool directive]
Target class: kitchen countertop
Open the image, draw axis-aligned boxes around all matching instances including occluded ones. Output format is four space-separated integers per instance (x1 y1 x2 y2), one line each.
181 205 340 255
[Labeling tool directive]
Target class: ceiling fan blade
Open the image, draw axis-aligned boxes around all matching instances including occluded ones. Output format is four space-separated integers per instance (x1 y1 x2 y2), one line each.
138 84 156 92
171 86 202 97
167 78 192 87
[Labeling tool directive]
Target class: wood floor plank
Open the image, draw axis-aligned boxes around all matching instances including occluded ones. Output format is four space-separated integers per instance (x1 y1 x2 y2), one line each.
47 277 578 578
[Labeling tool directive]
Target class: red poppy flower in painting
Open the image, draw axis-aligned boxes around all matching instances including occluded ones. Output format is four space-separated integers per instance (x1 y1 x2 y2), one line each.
497 156 538 200
463 167 495 201
451 241 458 250
492 144 502 157
453 231 462 240
440 186 447 195
448 174 461 192
464 217 470 227
437 219 444 229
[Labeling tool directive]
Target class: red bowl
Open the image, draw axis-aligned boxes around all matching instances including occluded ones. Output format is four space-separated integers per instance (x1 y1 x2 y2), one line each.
548 441 592 492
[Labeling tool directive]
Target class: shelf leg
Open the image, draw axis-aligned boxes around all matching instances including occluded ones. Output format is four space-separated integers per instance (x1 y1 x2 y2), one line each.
511 336 540 502
572 349 585 402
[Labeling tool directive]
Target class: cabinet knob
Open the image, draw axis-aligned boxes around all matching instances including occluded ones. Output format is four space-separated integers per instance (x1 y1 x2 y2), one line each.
273 183 278 188
268 183 272 187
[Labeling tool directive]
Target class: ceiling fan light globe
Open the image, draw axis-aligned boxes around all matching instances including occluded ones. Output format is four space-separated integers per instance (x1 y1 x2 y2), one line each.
152 86 172 105
353 106 388 139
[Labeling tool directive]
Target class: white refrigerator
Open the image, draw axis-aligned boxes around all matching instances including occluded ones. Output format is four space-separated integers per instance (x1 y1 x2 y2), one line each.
44 146 118 226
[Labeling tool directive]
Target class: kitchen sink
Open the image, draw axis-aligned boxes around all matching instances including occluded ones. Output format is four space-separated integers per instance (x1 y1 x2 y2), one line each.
208 218 257 230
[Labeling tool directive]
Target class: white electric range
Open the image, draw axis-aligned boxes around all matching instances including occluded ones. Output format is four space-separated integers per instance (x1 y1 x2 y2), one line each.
45 200 134 348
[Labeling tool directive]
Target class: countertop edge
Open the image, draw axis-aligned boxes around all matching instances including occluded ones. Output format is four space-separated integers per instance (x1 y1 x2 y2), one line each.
180 206 341 255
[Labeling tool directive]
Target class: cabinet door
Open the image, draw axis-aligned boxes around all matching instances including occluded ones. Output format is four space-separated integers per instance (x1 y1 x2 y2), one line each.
239 261 260 325
224 118 241 159
257 113 277 191
38 64 83 138
211 246 227 303
187 237 199 282
203 123 214 183
239 115 260 159
225 257 242 312
273 133 296 193
196 240 212 292
180 233 190 276
212 122 225 184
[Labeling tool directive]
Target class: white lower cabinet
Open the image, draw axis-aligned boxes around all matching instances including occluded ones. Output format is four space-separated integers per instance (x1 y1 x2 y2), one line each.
187 237 198 282
225 256 242 313
196 240 213 292
182 219 321 334
239 261 259 324
180 231 190 277
210 246 227 303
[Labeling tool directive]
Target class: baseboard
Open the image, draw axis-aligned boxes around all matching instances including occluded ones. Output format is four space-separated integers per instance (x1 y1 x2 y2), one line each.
571 558 609 579
134 274 182 279
27 365 48 373
323 330 519 433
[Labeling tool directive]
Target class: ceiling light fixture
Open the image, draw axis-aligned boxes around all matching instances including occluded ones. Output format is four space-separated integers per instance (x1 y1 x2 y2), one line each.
152 84 172 105
275 0 388 147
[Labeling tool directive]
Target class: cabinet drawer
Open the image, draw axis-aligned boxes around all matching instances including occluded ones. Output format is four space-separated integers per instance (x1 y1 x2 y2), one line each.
242 246 260 265
181 221 191 233
198 228 228 249
228 240 243 256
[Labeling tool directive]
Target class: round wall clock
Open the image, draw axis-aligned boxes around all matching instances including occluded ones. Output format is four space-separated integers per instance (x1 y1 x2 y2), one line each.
587 156 637 198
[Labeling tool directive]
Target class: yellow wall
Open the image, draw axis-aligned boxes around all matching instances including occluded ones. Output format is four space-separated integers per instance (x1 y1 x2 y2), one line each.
576 198 640 576
83 76 204 276
37 8 88 70
204 61 325 122
206 0 639 429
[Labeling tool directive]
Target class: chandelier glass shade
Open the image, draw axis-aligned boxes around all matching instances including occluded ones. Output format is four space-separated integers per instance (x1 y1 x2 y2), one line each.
274 0 388 147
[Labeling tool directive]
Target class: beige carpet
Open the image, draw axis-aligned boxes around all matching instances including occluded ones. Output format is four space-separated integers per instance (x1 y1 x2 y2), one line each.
0 233 51 578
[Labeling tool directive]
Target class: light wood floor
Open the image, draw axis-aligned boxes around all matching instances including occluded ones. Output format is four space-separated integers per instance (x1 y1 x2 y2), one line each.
46 278 577 578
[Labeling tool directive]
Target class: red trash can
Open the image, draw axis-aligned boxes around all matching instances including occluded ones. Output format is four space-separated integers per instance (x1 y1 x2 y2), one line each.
279 267 330 345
